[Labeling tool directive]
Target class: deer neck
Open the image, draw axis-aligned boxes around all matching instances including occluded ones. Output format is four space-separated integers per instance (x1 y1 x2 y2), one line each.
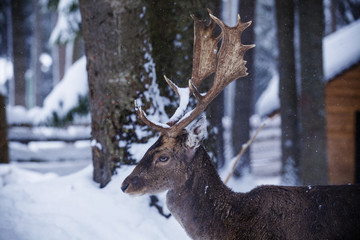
166 146 242 239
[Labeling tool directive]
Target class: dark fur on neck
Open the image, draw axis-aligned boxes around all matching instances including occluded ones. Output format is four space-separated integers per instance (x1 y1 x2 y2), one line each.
166 147 360 240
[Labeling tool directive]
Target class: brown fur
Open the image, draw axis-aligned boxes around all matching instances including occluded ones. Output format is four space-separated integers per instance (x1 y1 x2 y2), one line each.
122 134 360 240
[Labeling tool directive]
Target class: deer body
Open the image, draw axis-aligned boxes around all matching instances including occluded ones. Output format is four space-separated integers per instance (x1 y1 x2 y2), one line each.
123 128 360 240
167 147 360 239
121 10 360 240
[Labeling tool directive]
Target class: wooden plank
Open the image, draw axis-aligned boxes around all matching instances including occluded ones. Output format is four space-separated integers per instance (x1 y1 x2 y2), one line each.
328 137 355 184
326 88 360 97
326 105 358 113
326 97 360 108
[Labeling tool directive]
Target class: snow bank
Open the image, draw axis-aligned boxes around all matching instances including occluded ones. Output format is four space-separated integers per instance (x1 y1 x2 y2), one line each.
39 56 88 123
0 164 190 240
6 56 88 125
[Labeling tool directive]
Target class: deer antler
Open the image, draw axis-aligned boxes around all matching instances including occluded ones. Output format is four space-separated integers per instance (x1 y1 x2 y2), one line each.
136 10 255 137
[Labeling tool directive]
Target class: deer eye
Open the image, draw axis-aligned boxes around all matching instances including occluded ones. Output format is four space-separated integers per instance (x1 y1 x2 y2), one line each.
158 156 169 162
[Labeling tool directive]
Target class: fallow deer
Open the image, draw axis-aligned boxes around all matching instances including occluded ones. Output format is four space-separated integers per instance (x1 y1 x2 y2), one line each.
121 10 360 240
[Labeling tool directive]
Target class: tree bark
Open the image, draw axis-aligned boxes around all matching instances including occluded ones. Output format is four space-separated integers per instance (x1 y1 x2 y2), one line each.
0 94 9 163
32 0 42 107
233 0 255 176
298 0 328 185
275 0 300 185
11 0 27 106
79 0 150 187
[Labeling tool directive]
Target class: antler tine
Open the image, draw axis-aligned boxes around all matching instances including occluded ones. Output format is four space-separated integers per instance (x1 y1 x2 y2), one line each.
135 100 169 134
209 13 255 87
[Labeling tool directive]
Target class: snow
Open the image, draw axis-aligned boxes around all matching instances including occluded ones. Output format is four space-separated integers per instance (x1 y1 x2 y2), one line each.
323 19 360 80
49 0 81 44
40 56 88 123
0 164 190 240
90 139 102 150
0 57 13 95
39 53 53 72
6 56 88 125
0 157 281 240
255 73 279 117
168 84 190 123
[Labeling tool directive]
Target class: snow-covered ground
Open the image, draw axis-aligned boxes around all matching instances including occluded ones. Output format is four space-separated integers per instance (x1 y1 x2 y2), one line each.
0 160 280 240
0 165 189 240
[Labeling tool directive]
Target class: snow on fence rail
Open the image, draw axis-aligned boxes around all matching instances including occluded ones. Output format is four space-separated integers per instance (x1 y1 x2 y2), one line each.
8 125 91 143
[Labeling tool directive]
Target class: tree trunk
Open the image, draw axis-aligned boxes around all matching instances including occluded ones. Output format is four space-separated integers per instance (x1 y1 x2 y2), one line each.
11 0 27 106
298 0 328 185
32 0 42 107
0 94 9 163
79 0 150 187
233 0 255 176
275 0 300 185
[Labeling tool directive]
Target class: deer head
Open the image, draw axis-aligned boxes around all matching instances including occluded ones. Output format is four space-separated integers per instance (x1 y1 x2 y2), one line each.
121 9 254 195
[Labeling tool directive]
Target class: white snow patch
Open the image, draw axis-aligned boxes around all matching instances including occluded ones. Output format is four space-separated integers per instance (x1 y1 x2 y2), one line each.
323 19 360 80
168 86 190 123
49 0 81 44
0 164 190 240
6 56 88 125
0 58 13 95
90 139 102 151
255 73 279 117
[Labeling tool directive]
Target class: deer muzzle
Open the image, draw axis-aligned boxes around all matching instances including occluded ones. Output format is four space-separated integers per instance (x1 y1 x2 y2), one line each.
121 176 146 195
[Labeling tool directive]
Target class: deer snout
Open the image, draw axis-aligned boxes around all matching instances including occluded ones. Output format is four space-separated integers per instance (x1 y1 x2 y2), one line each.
121 176 144 194
121 181 129 192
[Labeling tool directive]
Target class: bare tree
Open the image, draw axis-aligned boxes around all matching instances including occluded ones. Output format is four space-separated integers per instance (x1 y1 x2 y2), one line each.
233 0 255 176
298 0 328 185
11 0 27 106
275 0 300 185
0 94 9 163
32 0 42 107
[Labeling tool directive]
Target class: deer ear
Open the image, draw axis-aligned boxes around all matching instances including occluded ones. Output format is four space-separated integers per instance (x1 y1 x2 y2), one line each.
185 115 208 149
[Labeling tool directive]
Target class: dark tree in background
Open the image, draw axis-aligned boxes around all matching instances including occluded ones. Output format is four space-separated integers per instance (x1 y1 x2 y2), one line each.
275 0 300 185
11 0 27 106
0 94 9 163
32 0 42 107
233 0 255 176
79 0 151 187
298 0 328 185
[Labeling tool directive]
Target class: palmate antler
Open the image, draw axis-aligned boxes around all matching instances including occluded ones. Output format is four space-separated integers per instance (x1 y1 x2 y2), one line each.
136 9 255 137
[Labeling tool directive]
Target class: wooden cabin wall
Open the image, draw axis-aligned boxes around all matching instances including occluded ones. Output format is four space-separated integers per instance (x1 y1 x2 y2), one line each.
326 63 360 184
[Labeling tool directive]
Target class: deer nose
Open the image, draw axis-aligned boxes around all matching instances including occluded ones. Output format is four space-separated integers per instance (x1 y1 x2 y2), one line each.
121 182 129 192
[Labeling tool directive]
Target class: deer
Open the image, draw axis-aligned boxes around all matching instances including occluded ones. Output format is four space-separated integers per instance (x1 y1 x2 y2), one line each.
121 10 360 240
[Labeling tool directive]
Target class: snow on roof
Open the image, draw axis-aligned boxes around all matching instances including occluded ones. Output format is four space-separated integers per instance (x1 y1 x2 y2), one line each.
323 19 360 80
255 73 279 117
256 19 360 117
